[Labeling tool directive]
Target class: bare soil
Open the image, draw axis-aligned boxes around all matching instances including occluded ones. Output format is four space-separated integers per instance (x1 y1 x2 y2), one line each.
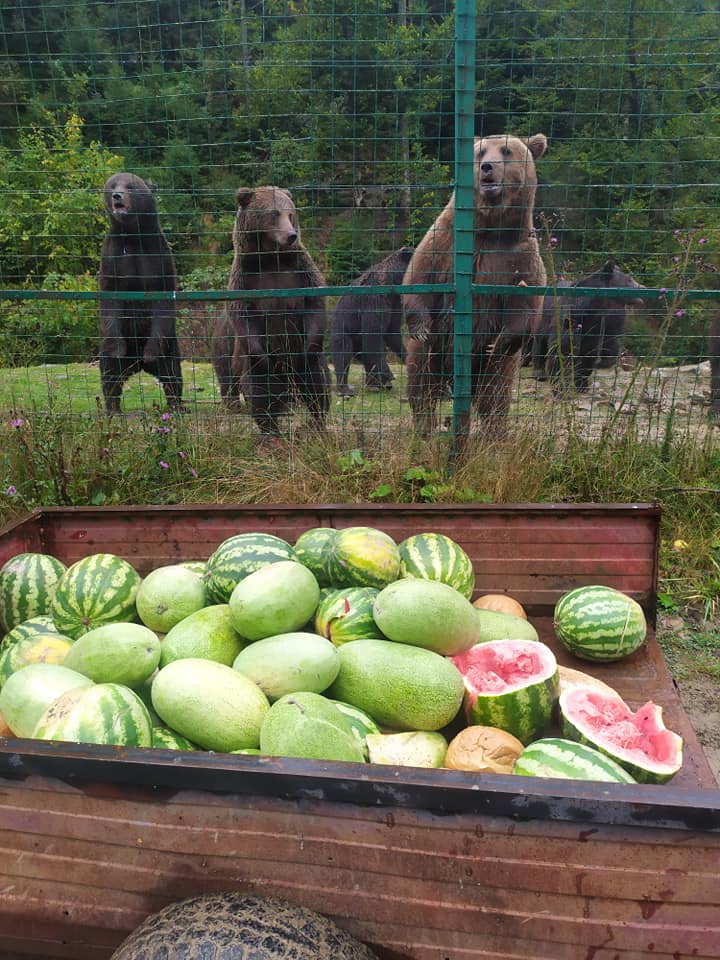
674 676 720 786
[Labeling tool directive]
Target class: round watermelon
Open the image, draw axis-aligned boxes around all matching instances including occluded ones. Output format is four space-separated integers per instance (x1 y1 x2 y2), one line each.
294 528 338 587
0 553 67 634
2 615 64 651
553 585 647 662
398 533 475 599
50 553 141 640
327 527 401 589
513 737 637 783
32 682 153 747
151 726 198 751
314 587 384 645
451 639 559 745
559 685 683 784
0 632 73 689
206 533 298 603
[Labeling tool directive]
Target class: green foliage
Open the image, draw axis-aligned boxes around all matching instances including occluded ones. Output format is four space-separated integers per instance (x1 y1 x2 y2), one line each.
0 113 123 284
0 273 99 366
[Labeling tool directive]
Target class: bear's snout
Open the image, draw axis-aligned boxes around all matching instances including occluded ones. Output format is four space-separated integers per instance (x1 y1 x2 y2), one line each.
284 230 298 246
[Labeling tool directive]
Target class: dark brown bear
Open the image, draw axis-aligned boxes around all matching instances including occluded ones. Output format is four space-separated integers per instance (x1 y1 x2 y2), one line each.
329 246 413 396
537 260 645 393
402 133 547 437
99 173 182 413
212 186 330 446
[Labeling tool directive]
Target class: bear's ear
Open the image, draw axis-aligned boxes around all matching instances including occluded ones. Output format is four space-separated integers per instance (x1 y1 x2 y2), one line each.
526 134 548 161
601 259 617 275
236 187 254 209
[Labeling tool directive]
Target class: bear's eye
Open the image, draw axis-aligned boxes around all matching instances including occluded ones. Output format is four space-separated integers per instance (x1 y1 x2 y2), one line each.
501 147 512 158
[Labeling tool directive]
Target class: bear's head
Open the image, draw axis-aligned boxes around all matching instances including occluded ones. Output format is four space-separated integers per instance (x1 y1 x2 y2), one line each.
103 173 159 233
234 186 300 254
473 133 547 226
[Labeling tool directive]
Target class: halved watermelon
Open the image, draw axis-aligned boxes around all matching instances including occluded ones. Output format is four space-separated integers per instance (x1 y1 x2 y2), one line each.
559 685 683 784
451 639 559 744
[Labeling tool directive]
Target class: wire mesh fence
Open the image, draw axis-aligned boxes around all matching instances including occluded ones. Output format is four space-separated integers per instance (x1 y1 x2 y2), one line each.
1 0 719 464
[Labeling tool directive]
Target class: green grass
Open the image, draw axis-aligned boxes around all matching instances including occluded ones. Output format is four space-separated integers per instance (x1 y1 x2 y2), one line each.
657 621 720 680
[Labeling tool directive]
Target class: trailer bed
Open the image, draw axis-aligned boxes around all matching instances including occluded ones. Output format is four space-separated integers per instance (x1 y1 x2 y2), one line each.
0 503 717 960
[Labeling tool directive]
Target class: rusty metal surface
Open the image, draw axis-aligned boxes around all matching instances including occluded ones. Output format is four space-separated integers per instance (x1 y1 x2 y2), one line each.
0 503 718 960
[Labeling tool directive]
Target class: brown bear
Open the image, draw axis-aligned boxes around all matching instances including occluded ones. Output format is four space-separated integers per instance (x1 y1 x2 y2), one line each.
212 186 330 446
402 133 548 437
99 173 183 414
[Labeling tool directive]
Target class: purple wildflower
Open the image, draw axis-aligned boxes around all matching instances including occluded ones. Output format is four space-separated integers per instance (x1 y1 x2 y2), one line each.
159 460 170 469
188 467 198 479
5 485 17 496
10 418 23 429
675 310 686 318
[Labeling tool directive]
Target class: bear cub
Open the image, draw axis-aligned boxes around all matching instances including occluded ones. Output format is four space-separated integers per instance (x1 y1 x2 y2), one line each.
99 172 182 414
212 186 330 447
329 246 413 396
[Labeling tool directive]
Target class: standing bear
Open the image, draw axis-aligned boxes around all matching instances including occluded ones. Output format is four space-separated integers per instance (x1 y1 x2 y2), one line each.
402 133 547 437
212 186 330 448
99 172 183 413
329 246 413 396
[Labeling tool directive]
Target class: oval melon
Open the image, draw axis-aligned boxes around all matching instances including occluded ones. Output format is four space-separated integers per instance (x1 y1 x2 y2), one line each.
373 578 478 655
474 608 539 643
259 691 366 763
327 638 464 731
160 604 247 668
229 560 320 641
135 564 207 633
0 663 94 738
151 658 270 752
232 632 339 701
63 622 161 687
33 682 152 747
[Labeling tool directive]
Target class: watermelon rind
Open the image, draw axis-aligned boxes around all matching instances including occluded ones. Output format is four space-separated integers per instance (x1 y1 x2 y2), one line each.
451 639 559 745
398 533 475 600
32 682 153 747
1 615 64 652
0 632 74 689
330 699 381 759
0 553 67 634
151 725 198 751
513 738 637 783
206 533 298 603
294 528 338 588
553 585 647 662
314 587 384 645
327 527 401 589
50 553 141 640
558 685 683 784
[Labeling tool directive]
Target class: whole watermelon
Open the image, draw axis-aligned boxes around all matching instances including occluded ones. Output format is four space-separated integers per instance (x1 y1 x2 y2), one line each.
553 585 647 662
33 682 153 747
0 553 67 634
50 553 142 640
293 527 338 587
206 533 298 603
398 532 475 599
314 587 384 645
326 526 401 589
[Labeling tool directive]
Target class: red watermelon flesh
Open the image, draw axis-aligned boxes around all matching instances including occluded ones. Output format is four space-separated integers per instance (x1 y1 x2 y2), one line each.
559 685 683 783
453 641 553 699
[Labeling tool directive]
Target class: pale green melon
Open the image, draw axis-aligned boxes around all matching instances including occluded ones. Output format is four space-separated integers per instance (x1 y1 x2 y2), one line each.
135 564 207 633
0 663 94 738
232 632 339 702
228 561 320 642
151 658 270 752
160 604 247 668
63 622 161 687
259 691 366 763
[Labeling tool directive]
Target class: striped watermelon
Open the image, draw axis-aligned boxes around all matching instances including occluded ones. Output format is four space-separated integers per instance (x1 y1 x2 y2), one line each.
398 533 475 599
513 738 637 783
151 726 198 751
32 682 153 747
294 528 338 588
451 639 559 745
50 553 141 640
2 615 64 651
553 585 647 662
314 587 384 645
0 553 67 634
327 527 401 589
206 533 298 602
559 685 683 784
0 632 73 689
330 700 382 760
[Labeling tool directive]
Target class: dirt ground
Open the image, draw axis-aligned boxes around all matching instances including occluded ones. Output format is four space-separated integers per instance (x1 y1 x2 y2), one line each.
674 676 720 786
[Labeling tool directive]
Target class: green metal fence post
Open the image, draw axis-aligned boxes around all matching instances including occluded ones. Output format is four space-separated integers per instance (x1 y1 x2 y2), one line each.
452 0 476 461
